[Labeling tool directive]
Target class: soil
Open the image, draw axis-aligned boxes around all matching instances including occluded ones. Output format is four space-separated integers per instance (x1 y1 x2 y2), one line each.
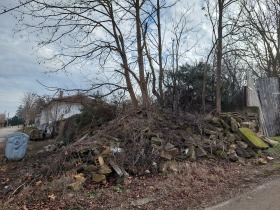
1 138 280 210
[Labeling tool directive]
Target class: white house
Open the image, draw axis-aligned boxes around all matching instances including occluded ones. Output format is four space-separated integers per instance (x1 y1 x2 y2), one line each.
37 94 90 134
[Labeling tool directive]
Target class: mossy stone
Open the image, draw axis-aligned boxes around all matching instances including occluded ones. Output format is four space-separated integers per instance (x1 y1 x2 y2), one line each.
238 128 268 149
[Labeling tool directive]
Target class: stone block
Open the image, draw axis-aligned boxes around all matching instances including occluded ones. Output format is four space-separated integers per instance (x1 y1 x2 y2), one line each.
237 128 268 149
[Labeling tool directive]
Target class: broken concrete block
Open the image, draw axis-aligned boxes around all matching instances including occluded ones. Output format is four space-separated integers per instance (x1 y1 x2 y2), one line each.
211 116 222 126
262 137 279 147
236 141 248 149
160 151 172 160
238 156 246 165
164 143 175 151
241 122 251 128
230 117 239 132
228 152 238 162
258 158 268 165
92 173 106 182
108 159 129 177
69 177 86 191
220 118 230 130
229 144 237 150
166 148 179 156
99 165 112 174
97 156 105 166
245 147 257 157
195 146 207 158
74 173 85 181
237 128 268 149
185 144 195 158
234 134 242 141
101 146 112 156
235 147 251 158
82 165 99 172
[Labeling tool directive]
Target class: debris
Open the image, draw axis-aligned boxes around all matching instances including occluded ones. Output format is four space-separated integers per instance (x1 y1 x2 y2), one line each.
258 158 268 165
108 159 129 177
236 141 248 149
164 143 175 150
99 165 112 174
228 152 239 162
160 151 172 160
68 177 86 191
110 146 122 153
195 146 208 158
81 165 99 172
235 147 251 158
267 156 274 161
97 156 105 166
230 117 238 132
262 137 279 147
131 197 156 206
237 128 269 149
92 173 106 183
48 194 56 201
74 173 85 181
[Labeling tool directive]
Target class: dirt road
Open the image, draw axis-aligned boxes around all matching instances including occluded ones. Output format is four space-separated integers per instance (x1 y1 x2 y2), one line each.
206 176 280 210
0 126 22 142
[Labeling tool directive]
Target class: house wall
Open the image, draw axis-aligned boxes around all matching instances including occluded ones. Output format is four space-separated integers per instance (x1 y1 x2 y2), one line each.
37 102 83 131
50 102 82 121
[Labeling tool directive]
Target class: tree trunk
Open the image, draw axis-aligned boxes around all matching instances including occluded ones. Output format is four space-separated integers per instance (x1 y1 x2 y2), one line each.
157 0 164 106
215 0 223 115
136 0 149 109
110 3 139 109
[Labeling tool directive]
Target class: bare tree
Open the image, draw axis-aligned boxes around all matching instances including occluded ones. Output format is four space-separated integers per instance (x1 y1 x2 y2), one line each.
21 92 39 125
238 0 280 77
205 0 240 114
3 0 189 110
19 92 49 125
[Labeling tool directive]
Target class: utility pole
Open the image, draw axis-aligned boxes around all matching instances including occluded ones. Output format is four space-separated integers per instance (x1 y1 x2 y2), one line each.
7 112 9 127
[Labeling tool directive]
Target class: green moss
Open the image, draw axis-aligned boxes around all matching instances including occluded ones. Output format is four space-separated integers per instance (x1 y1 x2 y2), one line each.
271 136 280 142
215 149 227 158
238 127 268 149
266 136 280 158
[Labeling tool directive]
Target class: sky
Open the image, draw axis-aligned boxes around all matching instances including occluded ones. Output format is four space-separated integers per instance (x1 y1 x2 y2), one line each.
0 0 208 118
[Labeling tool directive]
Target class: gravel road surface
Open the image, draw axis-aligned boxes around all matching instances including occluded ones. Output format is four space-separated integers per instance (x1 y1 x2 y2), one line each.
0 126 22 142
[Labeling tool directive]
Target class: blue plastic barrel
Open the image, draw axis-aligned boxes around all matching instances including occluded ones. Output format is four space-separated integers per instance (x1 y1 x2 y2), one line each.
5 133 29 160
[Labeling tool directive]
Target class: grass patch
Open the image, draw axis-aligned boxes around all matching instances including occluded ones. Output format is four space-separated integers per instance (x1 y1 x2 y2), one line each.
87 190 103 199
266 136 280 158
258 162 280 177
270 136 280 142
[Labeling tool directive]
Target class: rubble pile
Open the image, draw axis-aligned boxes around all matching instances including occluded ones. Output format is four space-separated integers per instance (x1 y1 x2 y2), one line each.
58 109 277 187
